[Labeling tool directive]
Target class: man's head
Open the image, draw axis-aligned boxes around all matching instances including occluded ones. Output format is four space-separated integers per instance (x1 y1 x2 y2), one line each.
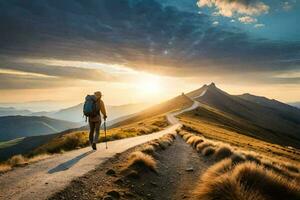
94 91 102 99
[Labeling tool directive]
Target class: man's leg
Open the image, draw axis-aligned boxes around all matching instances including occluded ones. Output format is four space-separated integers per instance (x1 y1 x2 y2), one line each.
89 121 95 145
94 121 101 144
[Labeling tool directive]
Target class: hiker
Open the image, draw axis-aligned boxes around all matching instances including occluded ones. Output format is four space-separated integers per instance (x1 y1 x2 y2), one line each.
83 91 107 150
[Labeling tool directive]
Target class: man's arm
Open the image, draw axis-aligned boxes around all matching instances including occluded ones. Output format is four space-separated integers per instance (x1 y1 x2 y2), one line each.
100 100 107 119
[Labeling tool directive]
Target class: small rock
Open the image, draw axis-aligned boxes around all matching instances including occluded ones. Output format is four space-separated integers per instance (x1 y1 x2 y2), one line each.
150 181 157 187
45 182 48 185
106 169 116 176
107 190 120 199
114 178 124 185
185 167 194 172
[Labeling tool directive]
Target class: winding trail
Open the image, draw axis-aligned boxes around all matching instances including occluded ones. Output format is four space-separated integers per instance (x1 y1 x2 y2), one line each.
0 100 199 200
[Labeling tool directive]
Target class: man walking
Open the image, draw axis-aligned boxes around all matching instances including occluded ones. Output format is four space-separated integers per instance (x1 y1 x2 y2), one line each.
85 91 107 150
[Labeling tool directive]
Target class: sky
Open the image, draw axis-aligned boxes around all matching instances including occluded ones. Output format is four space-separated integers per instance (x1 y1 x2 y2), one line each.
0 0 299 109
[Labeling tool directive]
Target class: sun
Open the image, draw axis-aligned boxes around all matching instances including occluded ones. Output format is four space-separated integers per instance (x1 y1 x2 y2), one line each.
136 74 162 95
141 80 160 93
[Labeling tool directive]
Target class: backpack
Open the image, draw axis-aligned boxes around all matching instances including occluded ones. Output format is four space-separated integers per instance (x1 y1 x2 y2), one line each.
83 95 99 118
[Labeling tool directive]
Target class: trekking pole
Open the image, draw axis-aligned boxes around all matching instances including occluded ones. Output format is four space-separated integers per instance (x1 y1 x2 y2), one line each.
104 119 108 149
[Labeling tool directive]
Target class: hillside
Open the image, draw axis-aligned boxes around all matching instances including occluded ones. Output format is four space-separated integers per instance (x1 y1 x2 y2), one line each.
0 116 81 142
111 94 193 127
182 83 300 148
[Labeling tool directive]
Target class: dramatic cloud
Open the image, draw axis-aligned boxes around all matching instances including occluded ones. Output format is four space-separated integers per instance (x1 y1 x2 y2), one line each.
0 73 76 89
282 1 293 11
197 0 269 17
239 16 257 24
0 59 116 82
0 0 299 89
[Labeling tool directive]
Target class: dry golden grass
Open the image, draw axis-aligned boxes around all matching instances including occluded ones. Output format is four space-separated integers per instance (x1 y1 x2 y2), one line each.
0 164 12 173
182 133 193 141
230 152 246 163
179 127 300 181
202 146 216 156
29 116 168 157
124 151 157 173
112 94 193 128
233 162 300 199
195 161 300 200
157 134 175 150
141 144 156 155
179 116 300 165
196 142 214 153
179 112 300 200
8 155 27 167
122 133 176 177
214 145 233 161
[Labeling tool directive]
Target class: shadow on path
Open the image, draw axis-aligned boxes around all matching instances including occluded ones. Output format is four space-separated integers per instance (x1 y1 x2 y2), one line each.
48 150 94 174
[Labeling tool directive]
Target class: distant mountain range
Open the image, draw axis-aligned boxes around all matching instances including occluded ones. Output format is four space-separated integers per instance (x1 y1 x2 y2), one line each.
37 103 152 123
0 103 151 123
0 107 32 116
0 116 81 142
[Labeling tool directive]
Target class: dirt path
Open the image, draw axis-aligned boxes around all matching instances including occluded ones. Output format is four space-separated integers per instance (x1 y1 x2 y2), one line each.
0 101 199 200
123 135 211 200
48 134 211 200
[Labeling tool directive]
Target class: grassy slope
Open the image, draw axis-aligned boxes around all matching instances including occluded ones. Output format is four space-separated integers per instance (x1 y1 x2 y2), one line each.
29 115 169 156
111 94 193 128
195 85 300 148
179 107 300 164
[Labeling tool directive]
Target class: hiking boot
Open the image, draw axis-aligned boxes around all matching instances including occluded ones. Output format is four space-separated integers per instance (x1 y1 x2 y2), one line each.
92 143 97 150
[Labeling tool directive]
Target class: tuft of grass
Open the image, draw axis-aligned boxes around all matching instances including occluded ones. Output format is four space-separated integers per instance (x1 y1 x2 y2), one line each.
192 137 204 148
214 145 233 161
233 162 300 200
141 144 156 155
196 142 213 153
244 153 261 164
157 137 172 149
0 164 12 173
202 146 216 156
230 152 246 163
195 161 300 200
124 151 157 173
8 155 27 167
186 136 197 145
31 131 89 155
182 133 193 141
283 163 299 173
182 124 201 134
195 172 266 200
200 158 235 182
